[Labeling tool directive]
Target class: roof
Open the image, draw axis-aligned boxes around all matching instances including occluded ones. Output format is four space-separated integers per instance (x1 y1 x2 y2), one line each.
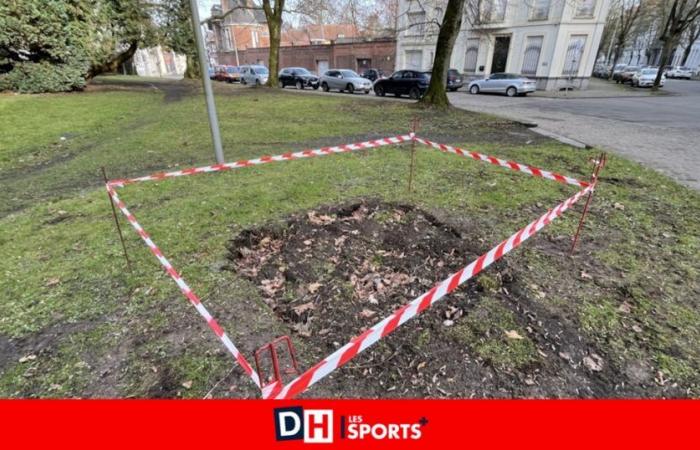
281 24 359 46
220 0 266 24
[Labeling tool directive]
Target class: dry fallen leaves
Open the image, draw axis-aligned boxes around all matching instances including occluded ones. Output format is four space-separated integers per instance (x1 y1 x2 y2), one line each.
307 211 335 225
307 282 322 294
292 301 315 315
45 278 60 287
504 330 525 340
181 380 193 389
583 354 604 372
19 354 37 363
359 309 376 318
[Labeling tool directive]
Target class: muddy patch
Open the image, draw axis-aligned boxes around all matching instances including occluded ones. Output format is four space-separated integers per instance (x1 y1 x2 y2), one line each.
224 199 644 398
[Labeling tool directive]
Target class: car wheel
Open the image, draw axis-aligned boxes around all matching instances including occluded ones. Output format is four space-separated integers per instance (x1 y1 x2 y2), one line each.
347 83 355 94
409 87 420 100
375 85 385 96
469 85 480 95
322 82 329 92
278 81 284 88
296 80 303 90
506 86 517 97
255 79 261 86
241 79 247 85
313 85 319 90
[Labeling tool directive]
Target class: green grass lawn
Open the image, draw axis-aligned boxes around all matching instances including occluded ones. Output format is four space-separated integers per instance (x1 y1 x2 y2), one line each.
0 76 698 398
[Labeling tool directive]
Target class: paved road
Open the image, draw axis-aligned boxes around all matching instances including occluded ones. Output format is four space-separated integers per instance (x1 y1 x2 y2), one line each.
448 80 700 189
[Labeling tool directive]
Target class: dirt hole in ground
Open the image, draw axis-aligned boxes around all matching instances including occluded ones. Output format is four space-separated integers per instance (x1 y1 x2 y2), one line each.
224 199 627 398
224 199 529 394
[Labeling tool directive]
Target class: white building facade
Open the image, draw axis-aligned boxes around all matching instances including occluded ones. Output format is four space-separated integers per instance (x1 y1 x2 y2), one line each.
396 0 612 90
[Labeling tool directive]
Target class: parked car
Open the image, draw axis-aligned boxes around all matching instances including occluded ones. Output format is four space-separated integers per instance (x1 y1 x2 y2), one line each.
632 68 665 87
319 69 372 94
617 66 640 84
208 66 216 79
278 67 319 89
447 68 464 91
665 66 694 79
361 68 385 82
240 65 269 86
611 64 628 81
211 66 229 82
224 66 241 82
373 70 431 99
468 73 536 97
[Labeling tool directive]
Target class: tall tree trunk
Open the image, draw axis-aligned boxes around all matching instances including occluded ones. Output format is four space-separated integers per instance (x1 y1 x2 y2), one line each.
184 52 200 79
262 0 285 88
87 41 139 79
419 0 465 108
681 25 700 65
653 37 675 89
267 17 282 87
608 44 623 80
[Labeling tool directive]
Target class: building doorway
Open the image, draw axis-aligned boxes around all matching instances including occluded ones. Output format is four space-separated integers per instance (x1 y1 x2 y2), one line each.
357 58 371 72
490 36 511 73
317 60 329 75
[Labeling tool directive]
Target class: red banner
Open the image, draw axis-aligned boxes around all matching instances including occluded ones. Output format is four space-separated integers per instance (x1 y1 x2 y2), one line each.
0 400 697 448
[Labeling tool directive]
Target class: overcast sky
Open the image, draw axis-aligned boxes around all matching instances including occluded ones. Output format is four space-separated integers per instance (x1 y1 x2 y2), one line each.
198 0 218 20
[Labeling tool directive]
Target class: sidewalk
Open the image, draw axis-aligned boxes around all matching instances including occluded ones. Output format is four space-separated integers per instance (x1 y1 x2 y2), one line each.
530 78 671 99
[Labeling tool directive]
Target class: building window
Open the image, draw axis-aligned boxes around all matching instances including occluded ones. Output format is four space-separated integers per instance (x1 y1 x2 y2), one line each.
405 50 423 70
407 11 426 35
464 39 480 73
563 35 587 76
521 36 543 75
575 0 596 18
529 0 550 20
481 0 507 23
224 28 233 51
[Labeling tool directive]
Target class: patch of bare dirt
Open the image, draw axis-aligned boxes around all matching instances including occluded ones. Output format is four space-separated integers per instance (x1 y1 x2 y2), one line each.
224 199 662 398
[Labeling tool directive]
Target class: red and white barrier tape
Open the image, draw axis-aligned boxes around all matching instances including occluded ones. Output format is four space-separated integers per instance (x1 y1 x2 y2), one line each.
266 182 595 399
413 136 589 188
108 134 413 187
105 184 261 389
106 132 594 398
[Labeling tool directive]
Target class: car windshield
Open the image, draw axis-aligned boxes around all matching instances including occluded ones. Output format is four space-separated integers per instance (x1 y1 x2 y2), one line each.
294 68 311 75
626 67 640 71
641 69 657 75
340 70 359 78
679 66 690 70
254 67 269 74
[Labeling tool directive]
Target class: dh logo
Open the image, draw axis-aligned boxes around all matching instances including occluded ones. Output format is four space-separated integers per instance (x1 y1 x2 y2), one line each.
274 407 333 443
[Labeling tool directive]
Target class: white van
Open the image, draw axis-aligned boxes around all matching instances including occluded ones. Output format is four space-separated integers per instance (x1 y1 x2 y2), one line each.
240 65 269 86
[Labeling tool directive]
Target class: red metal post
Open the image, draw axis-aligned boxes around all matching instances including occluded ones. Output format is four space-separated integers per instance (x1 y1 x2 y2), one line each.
407 117 420 193
570 153 607 255
254 336 301 387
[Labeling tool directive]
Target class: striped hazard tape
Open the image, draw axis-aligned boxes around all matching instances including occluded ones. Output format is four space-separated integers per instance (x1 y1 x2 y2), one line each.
106 184 261 389
266 183 595 399
413 136 589 188
105 132 596 399
108 134 413 187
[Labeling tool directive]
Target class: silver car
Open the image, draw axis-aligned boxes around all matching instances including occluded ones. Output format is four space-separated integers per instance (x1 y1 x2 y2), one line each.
320 69 372 94
632 68 665 87
240 65 269 86
468 73 537 97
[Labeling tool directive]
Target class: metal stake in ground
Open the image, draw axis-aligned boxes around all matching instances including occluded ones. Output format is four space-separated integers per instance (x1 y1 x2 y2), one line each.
570 153 607 255
101 167 131 270
408 118 420 193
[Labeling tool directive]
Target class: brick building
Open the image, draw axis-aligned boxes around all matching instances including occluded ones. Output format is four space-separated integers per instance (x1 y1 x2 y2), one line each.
209 1 395 75
217 37 396 75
